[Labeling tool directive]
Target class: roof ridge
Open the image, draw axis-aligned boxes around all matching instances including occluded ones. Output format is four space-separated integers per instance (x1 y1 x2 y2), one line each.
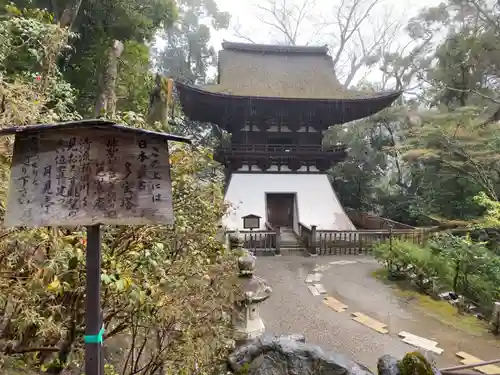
221 41 329 55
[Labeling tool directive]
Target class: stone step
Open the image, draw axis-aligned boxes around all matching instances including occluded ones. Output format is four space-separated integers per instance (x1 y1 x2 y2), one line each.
253 248 307 256
281 247 307 253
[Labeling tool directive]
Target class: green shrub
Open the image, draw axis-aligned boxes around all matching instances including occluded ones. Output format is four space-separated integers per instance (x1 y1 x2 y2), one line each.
373 240 444 291
374 232 500 314
373 239 413 278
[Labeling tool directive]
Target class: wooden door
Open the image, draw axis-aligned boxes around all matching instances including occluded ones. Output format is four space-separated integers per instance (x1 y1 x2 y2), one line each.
266 194 294 228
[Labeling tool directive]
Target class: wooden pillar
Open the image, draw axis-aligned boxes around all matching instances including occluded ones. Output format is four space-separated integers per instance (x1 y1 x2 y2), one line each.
275 226 281 256
358 232 363 255
492 301 500 335
310 225 317 256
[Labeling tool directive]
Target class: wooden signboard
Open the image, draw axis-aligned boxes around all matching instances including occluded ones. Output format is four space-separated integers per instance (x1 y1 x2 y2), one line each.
242 214 261 230
4 128 174 227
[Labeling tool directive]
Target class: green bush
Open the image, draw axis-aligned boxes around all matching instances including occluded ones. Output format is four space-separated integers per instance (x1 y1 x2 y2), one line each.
373 233 500 314
373 240 445 291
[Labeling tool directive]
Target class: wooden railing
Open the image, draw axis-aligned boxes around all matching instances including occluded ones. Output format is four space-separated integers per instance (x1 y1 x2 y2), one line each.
315 229 428 255
225 227 429 256
265 221 281 255
226 229 279 255
217 143 347 154
298 222 317 255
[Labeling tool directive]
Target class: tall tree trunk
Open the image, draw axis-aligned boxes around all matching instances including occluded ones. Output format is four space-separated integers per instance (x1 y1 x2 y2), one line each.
147 75 169 128
57 0 82 29
39 0 83 92
95 40 124 117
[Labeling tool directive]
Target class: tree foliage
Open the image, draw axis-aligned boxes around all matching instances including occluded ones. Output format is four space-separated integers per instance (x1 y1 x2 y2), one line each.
312 0 500 229
0 4 235 374
373 234 500 314
0 144 234 374
3 0 177 114
153 0 229 84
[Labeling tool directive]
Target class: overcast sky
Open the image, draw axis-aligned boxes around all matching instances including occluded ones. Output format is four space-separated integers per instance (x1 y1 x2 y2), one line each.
152 0 445 85
211 0 442 48
202 0 443 85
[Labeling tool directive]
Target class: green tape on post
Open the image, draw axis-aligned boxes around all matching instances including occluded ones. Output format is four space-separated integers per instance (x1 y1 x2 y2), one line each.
84 325 105 344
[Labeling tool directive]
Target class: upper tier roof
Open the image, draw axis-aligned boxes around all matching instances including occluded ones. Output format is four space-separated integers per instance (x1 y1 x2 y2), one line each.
175 41 402 128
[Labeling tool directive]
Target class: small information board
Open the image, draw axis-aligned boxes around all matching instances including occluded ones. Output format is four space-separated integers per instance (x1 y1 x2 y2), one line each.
242 214 261 230
4 128 174 227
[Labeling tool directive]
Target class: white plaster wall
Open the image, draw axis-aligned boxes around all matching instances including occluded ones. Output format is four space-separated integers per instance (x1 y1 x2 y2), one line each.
223 173 356 231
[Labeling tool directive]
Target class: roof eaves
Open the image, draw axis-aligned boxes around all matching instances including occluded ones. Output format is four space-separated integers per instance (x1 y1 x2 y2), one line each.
0 119 192 144
175 81 403 103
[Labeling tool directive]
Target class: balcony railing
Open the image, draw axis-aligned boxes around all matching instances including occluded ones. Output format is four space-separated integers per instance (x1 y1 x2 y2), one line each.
216 143 347 154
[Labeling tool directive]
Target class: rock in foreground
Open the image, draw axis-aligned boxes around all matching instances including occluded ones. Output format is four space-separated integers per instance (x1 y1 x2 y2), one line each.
228 334 374 375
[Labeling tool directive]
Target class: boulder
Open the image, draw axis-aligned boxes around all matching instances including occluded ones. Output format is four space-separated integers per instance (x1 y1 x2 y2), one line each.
228 334 374 375
378 355 401 375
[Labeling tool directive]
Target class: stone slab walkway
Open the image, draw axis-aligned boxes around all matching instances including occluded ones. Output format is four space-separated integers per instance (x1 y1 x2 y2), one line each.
256 256 500 370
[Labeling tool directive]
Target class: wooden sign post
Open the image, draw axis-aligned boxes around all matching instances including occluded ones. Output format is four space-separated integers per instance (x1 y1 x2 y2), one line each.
0 120 190 375
242 214 261 230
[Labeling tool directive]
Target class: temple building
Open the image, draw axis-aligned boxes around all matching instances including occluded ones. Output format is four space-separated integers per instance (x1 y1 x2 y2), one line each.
175 42 401 232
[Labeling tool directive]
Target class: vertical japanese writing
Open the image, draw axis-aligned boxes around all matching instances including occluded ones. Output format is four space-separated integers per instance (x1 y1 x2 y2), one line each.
119 137 143 212
79 137 91 209
149 143 162 204
120 161 134 211
42 164 53 213
66 136 81 217
104 137 119 217
18 135 39 220
28 136 40 194
93 140 106 213
55 138 68 202
136 137 148 194
6 129 174 227
38 136 92 217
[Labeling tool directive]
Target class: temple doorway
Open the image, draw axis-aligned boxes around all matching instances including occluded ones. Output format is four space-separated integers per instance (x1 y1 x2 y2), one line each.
266 193 295 228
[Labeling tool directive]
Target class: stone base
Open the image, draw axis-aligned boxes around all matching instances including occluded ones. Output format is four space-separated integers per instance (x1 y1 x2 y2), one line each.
223 173 356 231
233 318 265 343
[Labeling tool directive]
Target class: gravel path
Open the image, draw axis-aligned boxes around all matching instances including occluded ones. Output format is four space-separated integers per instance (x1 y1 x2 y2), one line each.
255 255 500 370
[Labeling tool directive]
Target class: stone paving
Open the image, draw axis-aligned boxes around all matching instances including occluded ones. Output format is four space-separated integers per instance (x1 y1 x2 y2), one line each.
255 255 500 370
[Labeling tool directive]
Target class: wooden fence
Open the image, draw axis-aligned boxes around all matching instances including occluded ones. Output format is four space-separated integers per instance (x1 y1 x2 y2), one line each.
225 229 278 255
313 229 428 255
226 227 429 256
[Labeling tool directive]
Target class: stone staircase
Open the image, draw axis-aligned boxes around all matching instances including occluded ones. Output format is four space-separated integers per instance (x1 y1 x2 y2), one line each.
247 226 306 256
279 227 304 254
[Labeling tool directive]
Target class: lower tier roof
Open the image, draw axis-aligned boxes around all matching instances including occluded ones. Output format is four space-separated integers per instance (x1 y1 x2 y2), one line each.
176 82 402 130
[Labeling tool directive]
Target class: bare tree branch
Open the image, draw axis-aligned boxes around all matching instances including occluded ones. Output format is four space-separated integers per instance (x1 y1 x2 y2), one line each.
233 21 257 43
232 0 326 45
232 0 403 88
253 0 315 45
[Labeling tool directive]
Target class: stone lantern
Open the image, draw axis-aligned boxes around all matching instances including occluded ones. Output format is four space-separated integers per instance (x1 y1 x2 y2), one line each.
233 250 272 344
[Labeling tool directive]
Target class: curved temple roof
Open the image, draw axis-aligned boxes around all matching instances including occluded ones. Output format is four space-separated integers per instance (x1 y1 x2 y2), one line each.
220 41 329 55
176 41 402 127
